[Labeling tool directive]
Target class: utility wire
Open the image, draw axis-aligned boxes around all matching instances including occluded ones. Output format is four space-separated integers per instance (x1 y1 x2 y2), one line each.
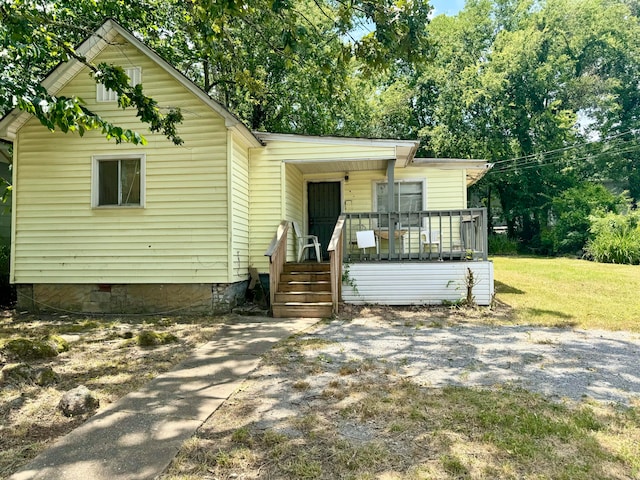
490 143 640 175
489 134 640 173
490 128 638 167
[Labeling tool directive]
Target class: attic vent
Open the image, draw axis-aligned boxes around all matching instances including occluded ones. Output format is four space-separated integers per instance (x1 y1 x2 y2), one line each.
96 67 141 102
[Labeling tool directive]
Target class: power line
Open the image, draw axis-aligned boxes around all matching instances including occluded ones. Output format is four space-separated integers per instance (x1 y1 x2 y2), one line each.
490 143 640 175
490 128 638 167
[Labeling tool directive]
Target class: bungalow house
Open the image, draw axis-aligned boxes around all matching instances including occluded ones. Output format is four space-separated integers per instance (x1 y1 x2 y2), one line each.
0 20 494 317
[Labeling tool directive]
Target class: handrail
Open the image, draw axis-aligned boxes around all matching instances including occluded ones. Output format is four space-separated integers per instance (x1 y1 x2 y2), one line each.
342 208 488 261
264 220 289 310
328 215 346 315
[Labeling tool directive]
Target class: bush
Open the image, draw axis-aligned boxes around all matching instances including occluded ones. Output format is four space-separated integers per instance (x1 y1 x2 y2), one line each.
488 234 519 255
585 210 640 264
546 183 620 255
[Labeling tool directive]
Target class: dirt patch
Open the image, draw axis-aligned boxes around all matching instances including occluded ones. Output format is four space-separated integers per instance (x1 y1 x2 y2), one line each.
0 310 225 477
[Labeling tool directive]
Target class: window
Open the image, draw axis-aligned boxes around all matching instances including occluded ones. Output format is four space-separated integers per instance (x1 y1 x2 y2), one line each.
374 180 425 226
92 155 145 207
96 67 141 102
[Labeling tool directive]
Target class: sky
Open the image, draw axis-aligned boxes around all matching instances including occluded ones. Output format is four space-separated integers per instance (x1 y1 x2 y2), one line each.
429 0 466 16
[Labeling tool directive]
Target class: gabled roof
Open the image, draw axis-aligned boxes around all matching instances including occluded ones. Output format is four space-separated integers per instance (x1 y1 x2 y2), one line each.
0 19 261 147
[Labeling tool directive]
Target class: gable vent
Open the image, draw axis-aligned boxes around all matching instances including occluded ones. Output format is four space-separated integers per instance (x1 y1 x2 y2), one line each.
96 66 141 102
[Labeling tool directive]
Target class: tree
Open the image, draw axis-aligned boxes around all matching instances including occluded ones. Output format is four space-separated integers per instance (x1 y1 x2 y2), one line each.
0 0 433 142
544 183 621 254
0 0 184 145
407 0 640 248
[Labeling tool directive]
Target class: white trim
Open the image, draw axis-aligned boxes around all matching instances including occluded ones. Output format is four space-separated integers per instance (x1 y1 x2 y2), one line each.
284 156 395 164
255 131 419 149
226 130 234 283
0 19 262 147
9 140 18 283
413 158 490 167
255 132 419 167
91 153 146 208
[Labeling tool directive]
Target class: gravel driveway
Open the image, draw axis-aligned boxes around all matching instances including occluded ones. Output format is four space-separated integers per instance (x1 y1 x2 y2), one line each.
306 316 640 405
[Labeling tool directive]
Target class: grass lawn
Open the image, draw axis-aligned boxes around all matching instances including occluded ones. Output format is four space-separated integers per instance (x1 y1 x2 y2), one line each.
492 256 640 331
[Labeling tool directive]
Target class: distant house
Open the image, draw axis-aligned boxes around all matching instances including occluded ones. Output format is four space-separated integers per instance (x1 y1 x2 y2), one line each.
0 20 494 316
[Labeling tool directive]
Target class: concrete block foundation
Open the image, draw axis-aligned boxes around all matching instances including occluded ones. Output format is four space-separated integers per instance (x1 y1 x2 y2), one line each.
16 282 249 314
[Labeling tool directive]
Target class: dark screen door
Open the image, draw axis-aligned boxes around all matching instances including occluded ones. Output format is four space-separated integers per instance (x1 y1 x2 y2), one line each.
308 182 341 261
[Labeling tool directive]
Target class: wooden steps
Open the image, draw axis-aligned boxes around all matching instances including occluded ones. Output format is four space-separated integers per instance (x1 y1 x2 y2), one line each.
272 262 333 318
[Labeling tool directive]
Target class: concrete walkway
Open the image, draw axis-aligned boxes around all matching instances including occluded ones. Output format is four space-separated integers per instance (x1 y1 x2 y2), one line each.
10 316 319 480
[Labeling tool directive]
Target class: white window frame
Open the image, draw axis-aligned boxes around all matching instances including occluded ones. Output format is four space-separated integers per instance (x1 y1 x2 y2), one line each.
91 154 146 208
372 178 427 227
96 66 142 102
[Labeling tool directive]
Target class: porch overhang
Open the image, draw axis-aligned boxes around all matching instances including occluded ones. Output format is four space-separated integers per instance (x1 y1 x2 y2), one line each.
253 132 420 175
411 158 493 186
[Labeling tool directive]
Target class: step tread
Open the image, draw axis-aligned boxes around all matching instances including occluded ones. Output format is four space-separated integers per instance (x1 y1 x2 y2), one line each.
272 302 333 306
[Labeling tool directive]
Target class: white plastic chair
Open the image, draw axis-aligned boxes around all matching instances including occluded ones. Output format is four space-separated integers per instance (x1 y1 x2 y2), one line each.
420 229 441 255
292 221 322 262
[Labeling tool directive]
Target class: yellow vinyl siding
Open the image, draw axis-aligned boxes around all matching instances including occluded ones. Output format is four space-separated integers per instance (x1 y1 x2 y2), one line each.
248 148 283 272
230 133 250 282
315 167 465 214
12 35 231 284
285 164 303 261
315 167 466 254
423 169 466 209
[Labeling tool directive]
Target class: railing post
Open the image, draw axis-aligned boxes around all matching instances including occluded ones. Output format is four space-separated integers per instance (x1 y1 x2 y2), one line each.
265 221 289 313
328 215 346 315
482 208 488 260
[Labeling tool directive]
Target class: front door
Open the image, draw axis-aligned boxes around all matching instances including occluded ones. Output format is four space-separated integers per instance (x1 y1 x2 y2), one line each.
308 182 341 261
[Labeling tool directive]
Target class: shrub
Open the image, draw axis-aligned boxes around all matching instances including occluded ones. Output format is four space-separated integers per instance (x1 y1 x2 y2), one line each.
585 210 640 264
546 183 620 255
488 234 519 255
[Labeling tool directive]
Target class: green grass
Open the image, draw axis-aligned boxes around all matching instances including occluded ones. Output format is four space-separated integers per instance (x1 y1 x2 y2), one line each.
163 377 640 480
492 256 640 331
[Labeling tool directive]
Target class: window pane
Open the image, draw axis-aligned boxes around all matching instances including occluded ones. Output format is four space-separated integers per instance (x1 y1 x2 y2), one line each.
98 161 118 205
376 183 388 213
398 182 422 212
375 181 423 227
120 159 141 205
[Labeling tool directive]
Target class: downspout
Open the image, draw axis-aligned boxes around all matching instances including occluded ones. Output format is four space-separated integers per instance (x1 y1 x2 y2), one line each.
387 159 396 255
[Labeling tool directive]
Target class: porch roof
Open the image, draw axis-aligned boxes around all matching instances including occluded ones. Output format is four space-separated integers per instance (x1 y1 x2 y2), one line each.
253 132 420 174
412 158 493 185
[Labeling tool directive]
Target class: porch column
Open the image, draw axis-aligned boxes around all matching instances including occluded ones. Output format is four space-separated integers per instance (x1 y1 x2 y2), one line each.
387 159 396 255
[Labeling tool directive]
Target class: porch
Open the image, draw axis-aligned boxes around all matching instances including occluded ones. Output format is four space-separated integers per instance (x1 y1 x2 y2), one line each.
265 208 494 318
